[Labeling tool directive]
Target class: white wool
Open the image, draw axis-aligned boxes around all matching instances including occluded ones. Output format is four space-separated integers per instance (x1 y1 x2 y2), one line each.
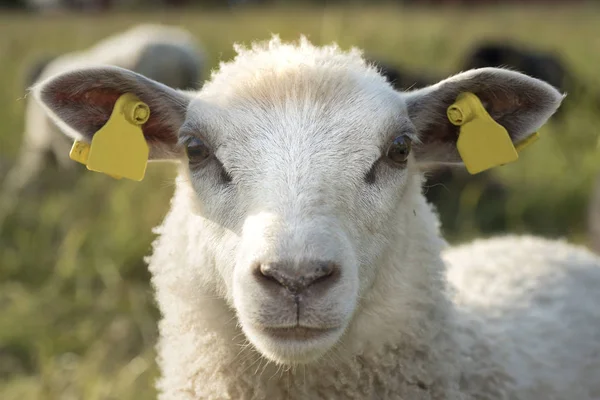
32 36 600 399
445 235 600 399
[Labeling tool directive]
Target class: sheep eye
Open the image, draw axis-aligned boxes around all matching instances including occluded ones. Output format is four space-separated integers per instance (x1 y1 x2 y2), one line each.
386 135 412 165
186 137 211 165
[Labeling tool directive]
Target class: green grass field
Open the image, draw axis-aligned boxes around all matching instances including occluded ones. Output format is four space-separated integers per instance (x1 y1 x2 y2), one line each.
1 4 599 399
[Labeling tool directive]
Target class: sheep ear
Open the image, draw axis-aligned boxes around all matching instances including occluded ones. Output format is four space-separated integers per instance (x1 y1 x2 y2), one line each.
404 67 565 167
32 65 193 160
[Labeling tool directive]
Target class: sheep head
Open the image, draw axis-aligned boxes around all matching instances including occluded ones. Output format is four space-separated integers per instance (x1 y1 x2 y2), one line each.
33 36 563 366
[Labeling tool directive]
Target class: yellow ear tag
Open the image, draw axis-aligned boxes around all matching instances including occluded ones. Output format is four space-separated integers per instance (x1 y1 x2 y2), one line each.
68 93 150 181
447 92 538 175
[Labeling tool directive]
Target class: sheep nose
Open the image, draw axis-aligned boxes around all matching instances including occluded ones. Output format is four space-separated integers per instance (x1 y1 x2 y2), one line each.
256 261 340 294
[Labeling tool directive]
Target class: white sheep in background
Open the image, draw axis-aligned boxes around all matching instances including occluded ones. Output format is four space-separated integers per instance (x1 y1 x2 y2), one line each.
0 24 204 226
32 36 600 399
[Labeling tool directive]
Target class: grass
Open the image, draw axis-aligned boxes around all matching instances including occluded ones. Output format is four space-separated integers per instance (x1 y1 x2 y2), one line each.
0 4 599 399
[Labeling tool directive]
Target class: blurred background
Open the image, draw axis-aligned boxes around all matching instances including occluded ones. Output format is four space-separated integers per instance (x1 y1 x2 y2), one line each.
0 0 599 398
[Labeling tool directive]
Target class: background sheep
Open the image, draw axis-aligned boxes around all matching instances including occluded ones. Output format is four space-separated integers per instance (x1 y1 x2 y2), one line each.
461 41 568 95
366 57 437 91
0 23 205 227
32 36 600 399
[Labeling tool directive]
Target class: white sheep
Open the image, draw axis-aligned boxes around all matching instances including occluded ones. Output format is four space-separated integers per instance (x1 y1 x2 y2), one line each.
1 24 204 226
32 36 600 400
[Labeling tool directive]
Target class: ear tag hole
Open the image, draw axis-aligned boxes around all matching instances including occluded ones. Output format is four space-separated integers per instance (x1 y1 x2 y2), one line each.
447 92 538 175
68 93 150 181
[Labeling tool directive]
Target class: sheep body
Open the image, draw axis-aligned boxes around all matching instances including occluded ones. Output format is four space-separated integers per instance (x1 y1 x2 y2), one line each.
446 235 600 399
32 37 600 400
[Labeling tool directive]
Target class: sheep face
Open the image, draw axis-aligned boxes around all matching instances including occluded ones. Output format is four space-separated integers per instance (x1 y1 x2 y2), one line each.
183 58 419 365
33 37 564 366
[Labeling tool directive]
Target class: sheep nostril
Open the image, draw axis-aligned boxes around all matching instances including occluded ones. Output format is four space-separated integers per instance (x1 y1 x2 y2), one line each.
256 261 340 294
258 263 280 284
312 262 337 282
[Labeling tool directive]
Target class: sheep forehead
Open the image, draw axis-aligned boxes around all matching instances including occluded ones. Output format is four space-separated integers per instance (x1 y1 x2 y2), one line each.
186 36 410 171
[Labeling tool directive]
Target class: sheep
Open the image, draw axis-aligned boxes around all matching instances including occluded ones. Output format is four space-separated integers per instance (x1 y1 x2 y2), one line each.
31 36 600 399
0 24 204 227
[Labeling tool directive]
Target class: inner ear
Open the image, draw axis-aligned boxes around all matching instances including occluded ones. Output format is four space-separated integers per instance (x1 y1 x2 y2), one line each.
35 66 192 160
48 85 176 147
410 87 525 165
405 68 565 166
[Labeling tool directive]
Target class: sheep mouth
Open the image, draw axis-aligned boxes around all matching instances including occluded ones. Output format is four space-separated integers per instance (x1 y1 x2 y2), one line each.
260 326 340 341
243 323 346 363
